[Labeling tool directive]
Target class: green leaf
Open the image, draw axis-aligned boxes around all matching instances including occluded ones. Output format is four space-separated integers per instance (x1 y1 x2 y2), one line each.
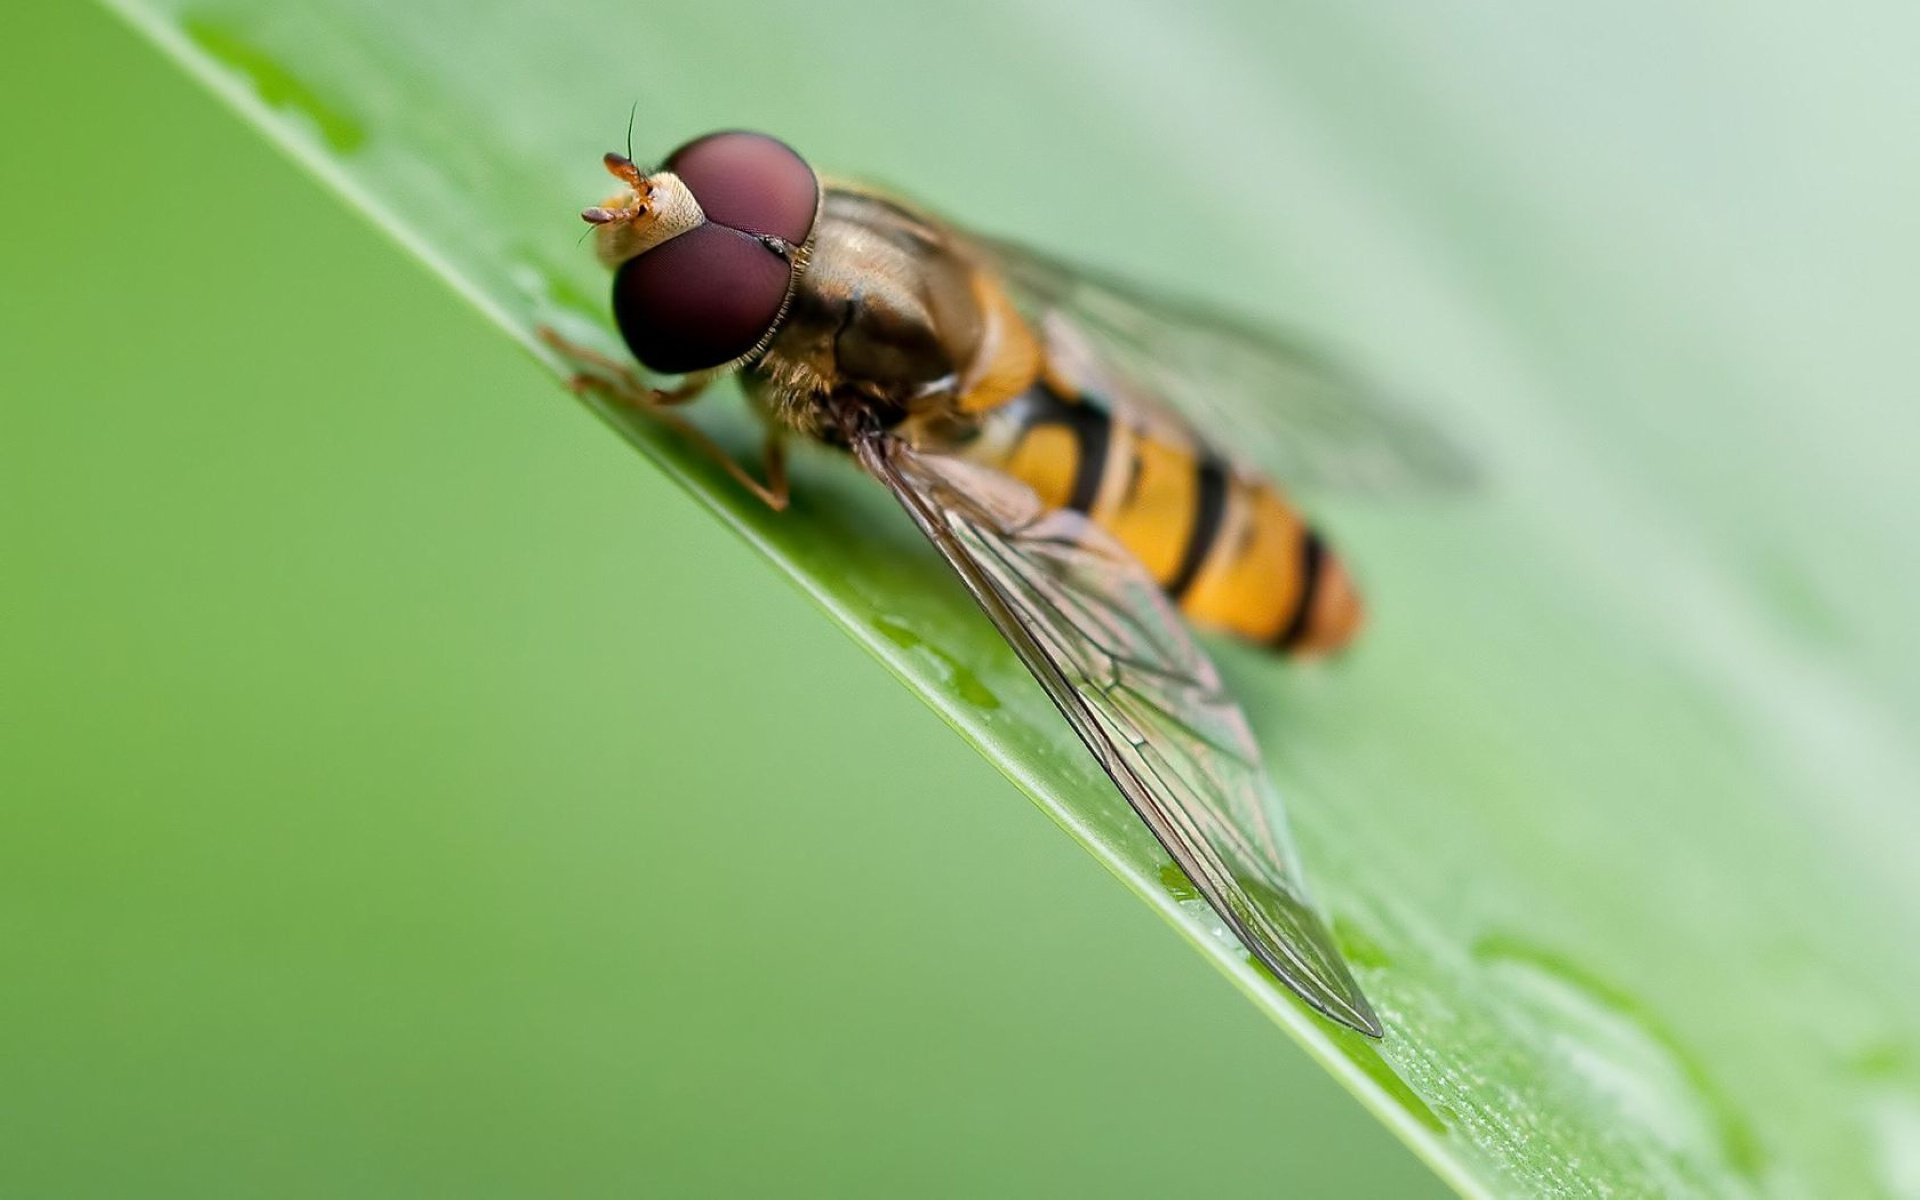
103 1 1920 1194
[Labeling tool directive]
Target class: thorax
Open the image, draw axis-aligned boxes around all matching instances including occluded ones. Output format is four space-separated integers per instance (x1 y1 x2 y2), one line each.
748 188 1019 445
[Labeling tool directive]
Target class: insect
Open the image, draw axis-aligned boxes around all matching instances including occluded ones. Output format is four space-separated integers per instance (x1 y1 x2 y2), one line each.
548 130 1466 1037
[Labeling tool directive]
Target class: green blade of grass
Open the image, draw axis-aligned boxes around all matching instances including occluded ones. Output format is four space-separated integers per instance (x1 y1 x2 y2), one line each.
103 1 1920 1194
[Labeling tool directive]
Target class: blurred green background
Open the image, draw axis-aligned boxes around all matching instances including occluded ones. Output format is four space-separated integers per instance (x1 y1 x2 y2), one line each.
0 5 1441 1195
15 0 1920 1192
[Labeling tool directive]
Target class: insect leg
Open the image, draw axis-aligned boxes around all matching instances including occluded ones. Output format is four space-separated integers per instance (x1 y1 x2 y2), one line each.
536 327 787 510
760 429 790 511
559 368 788 513
536 326 707 406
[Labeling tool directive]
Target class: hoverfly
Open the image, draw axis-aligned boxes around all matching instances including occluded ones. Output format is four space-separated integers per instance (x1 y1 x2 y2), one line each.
548 130 1465 1038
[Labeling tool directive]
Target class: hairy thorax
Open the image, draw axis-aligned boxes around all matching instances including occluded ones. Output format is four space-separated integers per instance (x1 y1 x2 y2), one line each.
748 189 989 440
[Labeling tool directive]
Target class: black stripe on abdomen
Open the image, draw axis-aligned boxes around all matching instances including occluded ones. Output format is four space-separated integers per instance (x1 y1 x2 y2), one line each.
1273 529 1325 648
1060 400 1110 514
1167 457 1229 599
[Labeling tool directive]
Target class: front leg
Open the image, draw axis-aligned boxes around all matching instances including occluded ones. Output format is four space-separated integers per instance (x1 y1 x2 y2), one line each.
539 326 790 512
538 326 709 407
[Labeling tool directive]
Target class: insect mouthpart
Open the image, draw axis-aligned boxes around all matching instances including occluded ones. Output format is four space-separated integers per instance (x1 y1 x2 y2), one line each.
580 153 654 227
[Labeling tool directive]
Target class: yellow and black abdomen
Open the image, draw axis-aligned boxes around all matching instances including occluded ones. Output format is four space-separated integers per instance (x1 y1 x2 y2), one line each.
965 382 1364 655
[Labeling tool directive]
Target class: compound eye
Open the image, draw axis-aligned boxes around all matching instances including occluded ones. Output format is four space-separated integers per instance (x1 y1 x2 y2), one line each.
664 130 818 245
611 222 792 375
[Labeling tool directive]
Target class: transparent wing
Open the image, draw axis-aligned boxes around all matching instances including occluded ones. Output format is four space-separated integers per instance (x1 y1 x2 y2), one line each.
854 432 1381 1036
977 235 1473 494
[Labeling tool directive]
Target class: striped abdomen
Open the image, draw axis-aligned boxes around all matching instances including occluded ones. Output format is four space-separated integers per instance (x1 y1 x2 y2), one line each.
963 382 1364 655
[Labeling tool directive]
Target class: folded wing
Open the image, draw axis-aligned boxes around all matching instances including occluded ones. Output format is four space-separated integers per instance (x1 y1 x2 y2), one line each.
978 235 1472 496
855 433 1381 1036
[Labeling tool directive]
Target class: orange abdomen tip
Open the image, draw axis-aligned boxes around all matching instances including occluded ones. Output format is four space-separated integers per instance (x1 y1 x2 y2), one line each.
1286 544 1367 657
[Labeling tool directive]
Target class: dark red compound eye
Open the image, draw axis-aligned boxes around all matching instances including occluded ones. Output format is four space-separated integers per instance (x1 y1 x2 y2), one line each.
610 131 819 375
612 222 794 375
664 130 818 245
